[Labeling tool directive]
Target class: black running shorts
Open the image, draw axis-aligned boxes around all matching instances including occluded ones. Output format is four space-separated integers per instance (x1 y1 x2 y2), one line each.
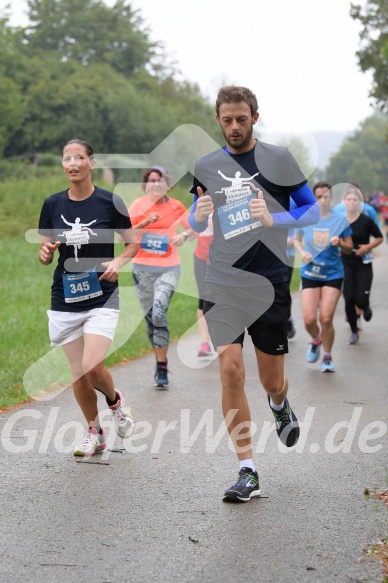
301 277 343 290
203 280 290 355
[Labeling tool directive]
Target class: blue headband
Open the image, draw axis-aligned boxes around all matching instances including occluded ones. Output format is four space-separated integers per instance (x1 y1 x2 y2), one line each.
151 165 168 175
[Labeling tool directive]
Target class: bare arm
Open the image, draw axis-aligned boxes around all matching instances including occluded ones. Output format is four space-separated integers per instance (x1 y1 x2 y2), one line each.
38 236 60 265
293 233 312 264
355 236 384 256
330 234 353 255
133 213 161 233
171 227 196 247
100 228 138 282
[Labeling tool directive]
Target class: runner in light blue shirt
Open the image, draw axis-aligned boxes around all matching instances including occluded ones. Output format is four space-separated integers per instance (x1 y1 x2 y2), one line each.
294 181 353 373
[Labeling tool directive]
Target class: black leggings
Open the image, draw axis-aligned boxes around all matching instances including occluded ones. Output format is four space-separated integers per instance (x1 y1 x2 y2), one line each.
286 256 295 315
343 261 373 333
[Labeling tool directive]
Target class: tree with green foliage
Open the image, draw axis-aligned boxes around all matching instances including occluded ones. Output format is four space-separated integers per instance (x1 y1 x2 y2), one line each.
0 18 27 156
326 113 388 191
24 0 156 78
12 57 130 154
0 1 218 160
274 135 316 184
351 0 388 113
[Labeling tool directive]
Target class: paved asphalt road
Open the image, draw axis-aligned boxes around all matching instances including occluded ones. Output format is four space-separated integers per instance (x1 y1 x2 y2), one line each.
1 245 387 583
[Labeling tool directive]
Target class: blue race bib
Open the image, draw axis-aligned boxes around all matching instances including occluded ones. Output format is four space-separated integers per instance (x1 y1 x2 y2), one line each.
140 233 169 254
62 271 103 303
304 260 329 280
218 194 261 240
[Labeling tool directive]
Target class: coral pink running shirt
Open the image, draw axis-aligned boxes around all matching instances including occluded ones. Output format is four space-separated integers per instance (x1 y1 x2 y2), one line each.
129 195 190 267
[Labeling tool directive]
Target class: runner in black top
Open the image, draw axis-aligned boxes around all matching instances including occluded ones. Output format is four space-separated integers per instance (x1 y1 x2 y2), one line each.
188 86 320 502
38 139 138 457
341 187 383 344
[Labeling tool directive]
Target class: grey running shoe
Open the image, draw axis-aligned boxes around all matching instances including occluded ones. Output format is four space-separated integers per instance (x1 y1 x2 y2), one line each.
223 467 260 503
287 318 296 339
154 361 169 388
348 332 359 345
268 397 300 447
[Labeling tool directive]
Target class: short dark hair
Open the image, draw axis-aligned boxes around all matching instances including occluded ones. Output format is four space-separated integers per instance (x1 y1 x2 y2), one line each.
312 180 332 195
141 167 173 192
63 139 94 158
216 86 258 117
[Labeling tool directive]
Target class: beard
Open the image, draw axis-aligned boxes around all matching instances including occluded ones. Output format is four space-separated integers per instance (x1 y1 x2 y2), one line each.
222 126 254 152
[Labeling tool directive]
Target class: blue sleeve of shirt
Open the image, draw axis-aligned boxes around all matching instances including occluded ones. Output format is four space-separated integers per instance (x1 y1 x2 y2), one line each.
188 194 209 232
272 183 320 228
341 224 353 238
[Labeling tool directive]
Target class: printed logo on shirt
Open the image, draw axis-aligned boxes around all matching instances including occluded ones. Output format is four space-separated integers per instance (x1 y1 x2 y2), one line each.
312 228 330 251
216 169 261 203
58 214 98 262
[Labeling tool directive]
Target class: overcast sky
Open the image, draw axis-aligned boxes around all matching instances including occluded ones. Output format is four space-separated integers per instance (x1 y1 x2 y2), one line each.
1 0 374 137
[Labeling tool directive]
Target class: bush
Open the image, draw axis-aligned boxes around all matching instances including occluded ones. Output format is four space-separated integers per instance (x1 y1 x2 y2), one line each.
35 152 61 167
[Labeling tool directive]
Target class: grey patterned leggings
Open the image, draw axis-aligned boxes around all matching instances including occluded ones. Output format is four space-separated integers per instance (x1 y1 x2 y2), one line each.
132 268 180 348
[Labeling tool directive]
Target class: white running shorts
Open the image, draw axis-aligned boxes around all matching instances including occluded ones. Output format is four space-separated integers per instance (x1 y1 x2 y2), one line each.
47 308 120 347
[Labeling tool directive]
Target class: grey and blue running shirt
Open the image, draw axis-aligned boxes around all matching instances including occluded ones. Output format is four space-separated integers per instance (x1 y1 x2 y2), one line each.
189 140 319 287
